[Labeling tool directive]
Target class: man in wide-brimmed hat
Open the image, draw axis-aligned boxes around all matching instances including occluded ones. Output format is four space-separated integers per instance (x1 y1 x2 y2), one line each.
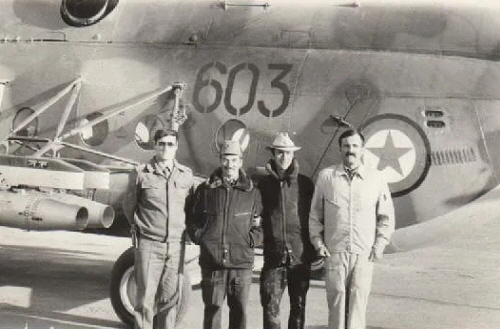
186 140 263 329
258 132 315 329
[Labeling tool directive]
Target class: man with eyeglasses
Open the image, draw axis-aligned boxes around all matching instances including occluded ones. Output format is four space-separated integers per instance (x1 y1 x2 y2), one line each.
123 128 195 329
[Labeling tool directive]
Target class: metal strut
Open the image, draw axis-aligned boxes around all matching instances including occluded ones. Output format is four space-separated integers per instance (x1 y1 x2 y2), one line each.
169 83 187 132
2 79 186 164
215 0 270 10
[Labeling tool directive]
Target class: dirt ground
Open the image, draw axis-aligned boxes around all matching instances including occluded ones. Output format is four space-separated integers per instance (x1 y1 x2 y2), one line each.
1 219 500 329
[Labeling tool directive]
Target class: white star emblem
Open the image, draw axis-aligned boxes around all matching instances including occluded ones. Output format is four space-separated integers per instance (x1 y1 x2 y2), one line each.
364 129 416 183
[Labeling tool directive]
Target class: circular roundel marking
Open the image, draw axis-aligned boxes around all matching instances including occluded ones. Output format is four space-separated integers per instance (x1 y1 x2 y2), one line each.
79 111 109 147
134 115 165 150
215 119 250 153
360 114 431 197
13 107 38 137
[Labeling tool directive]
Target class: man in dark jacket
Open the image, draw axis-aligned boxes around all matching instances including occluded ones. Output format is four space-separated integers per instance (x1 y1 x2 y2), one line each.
186 140 263 329
258 132 315 329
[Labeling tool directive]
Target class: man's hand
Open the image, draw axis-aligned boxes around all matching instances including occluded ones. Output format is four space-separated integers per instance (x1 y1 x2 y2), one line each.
316 244 331 258
251 215 262 228
369 244 385 262
131 225 138 249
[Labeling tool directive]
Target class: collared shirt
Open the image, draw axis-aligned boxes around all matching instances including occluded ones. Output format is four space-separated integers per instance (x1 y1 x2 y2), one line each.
157 163 172 178
344 166 357 180
309 164 395 256
123 158 195 242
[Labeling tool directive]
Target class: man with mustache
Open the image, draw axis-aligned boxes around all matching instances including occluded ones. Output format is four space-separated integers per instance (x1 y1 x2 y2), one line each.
309 129 395 329
186 140 263 329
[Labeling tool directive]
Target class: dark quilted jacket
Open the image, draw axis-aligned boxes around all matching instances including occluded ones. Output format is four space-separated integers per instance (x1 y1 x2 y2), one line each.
187 168 263 269
258 159 315 267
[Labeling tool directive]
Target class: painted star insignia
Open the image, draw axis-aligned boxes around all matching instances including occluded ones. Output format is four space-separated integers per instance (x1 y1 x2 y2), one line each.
366 130 412 175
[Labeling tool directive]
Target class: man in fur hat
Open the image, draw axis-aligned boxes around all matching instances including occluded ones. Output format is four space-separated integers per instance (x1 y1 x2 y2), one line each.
258 132 315 329
186 140 263 329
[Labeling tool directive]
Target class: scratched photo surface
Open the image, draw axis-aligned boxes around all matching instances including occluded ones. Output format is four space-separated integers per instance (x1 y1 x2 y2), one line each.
1 0 500 328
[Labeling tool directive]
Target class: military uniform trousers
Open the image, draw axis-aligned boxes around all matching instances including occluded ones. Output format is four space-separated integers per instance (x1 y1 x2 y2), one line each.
260 264 310 329
201 267 253 329
134 238 182 329
324 252 374 329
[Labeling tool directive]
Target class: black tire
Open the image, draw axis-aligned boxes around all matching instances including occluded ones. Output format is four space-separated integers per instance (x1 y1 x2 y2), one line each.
110 246 192 327
110 247 135 326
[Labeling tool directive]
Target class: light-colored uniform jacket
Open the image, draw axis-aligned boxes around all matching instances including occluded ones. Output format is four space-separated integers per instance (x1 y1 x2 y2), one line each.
123 158 194 243
309 164 395 258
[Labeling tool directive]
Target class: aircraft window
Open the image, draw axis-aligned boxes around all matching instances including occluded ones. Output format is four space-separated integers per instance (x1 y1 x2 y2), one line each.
215 119 250 152
12 107 38 137
426 120 445 128
60 0 119 27
79 112 109 146
425 110 444 118
135 115 165 150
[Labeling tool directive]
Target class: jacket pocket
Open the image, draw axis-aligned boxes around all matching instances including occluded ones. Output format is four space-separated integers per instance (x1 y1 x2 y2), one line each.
229 243 253 267
200 242 222 267
174 174 192 189
200 211 217 239
325 190 347 208
141 182 164 200
324 194 346 228
233 212 252 245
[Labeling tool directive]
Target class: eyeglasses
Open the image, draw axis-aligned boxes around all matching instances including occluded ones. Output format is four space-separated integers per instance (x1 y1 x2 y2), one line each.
156 141 176 147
